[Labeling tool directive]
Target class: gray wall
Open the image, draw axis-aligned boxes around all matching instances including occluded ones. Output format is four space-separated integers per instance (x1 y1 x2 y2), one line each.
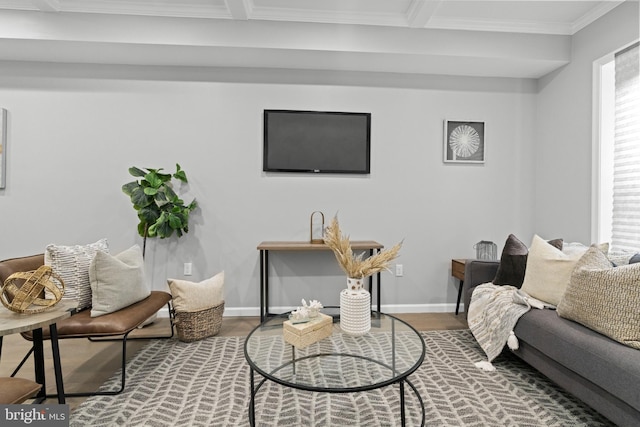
534 1 639 243
0 3 636 316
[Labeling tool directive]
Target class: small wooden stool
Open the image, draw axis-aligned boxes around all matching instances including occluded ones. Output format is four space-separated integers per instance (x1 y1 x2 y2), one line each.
0 377 41 404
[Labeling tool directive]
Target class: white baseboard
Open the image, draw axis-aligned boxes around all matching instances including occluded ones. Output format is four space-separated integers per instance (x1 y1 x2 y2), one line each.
156 303 464 318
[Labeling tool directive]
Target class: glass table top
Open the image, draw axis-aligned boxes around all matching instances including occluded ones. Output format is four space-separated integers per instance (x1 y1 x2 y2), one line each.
244 312 426 393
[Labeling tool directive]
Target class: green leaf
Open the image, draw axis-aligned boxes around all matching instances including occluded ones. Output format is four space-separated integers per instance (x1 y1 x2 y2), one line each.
173 164 188 183
173 210 187 224
158 172 172 183
121 181 139 196
143 187 158 196
168 213 183 230
174 169 188 183
130 186 153 208
154 190 168 202
164 185 178 202
128 167 147 177
147 223 158 237
137 221 147 238
155 220 174 238
138 206 160 225
145 171 163 188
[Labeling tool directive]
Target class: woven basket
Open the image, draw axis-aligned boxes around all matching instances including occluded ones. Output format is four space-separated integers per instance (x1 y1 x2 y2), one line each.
174 302 224 342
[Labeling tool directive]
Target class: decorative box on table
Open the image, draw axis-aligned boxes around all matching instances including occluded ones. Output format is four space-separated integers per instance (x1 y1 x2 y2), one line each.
283 313 333 349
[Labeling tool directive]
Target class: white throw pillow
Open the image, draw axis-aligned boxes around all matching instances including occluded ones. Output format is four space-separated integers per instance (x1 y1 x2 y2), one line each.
520 235 588 306
168 271 224 312
45 238 109 310
89 245 150 317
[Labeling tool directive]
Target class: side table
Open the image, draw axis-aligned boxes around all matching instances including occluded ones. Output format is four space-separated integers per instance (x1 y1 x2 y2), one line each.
0 301 75 404
451 259 466 315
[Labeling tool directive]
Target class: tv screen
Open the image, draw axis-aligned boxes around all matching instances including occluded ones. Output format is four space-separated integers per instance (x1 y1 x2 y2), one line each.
263 110 371 174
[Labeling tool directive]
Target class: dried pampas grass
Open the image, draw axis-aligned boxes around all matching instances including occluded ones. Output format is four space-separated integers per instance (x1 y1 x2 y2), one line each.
324 216 402 279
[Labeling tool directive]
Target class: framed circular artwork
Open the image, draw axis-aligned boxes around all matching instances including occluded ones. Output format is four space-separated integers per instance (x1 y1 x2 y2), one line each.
443 120 485 163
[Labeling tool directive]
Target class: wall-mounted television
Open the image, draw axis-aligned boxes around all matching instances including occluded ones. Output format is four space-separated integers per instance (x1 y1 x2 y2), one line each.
263 109 371 174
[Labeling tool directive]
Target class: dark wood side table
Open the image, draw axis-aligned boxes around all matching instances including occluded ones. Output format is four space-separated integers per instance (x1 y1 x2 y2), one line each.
451 259 466 315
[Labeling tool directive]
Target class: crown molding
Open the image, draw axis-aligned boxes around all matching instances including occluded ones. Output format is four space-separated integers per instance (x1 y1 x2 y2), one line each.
571 0 625 34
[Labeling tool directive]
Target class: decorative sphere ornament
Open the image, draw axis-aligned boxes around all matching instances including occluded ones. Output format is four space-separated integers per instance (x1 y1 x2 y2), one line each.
1 266 65 314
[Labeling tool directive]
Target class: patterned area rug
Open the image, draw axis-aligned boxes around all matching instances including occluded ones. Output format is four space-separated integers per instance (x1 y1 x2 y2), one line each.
70 330 613 426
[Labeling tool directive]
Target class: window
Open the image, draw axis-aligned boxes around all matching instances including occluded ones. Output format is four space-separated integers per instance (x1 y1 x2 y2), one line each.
593 42 640 251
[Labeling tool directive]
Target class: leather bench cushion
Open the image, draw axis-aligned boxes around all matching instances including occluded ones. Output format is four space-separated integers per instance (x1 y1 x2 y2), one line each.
0 377 41 404
0 254 45 284
23 291 171 339
514 308 640 412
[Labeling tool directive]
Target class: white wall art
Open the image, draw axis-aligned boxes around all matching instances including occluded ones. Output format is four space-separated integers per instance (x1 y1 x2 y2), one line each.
444 120 485 164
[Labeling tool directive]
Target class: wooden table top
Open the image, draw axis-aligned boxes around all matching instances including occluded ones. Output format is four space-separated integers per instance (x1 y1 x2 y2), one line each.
0 300 76 336
258 240 383 251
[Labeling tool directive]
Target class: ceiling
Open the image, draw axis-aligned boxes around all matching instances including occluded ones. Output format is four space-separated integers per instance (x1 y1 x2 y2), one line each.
0 0 631 79
0 0 624 34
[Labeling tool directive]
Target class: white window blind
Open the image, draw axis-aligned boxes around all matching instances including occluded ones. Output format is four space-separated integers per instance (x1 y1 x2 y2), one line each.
612 42 640 251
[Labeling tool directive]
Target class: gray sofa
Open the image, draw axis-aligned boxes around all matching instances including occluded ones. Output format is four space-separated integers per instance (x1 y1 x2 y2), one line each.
463 260 640 427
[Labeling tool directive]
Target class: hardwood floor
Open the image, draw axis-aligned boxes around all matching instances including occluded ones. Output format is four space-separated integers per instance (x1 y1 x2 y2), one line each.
0 313 467 411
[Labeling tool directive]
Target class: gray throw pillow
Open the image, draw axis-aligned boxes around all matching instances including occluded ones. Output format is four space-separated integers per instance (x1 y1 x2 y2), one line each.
493 234 562 288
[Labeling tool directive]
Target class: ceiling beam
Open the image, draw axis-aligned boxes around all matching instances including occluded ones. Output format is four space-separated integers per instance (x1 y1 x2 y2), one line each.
31 0 61 12
0 10 571 79
407 0 442 28
225 0 251 20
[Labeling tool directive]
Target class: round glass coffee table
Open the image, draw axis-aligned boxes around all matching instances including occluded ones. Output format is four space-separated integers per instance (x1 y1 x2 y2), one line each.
244 312 426 426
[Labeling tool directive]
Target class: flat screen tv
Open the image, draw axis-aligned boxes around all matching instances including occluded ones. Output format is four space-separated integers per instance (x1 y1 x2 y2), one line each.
263 110 371 174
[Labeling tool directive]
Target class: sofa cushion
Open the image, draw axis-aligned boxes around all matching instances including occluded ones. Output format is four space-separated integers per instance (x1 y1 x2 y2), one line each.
607 249 639 266
493 234 562 288
557 246 640 349
520 235 586 306
89 245 150 317
168 271 224 312
514 309 640 413
45 238 109 310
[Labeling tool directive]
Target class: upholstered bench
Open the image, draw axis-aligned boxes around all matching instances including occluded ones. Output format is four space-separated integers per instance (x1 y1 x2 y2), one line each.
0 254 173 397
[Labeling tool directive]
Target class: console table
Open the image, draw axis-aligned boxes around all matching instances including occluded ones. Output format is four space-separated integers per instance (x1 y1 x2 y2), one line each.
257 241 383 322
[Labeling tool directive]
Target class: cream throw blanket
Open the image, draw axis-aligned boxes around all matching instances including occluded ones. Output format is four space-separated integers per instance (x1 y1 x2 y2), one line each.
468 283 548 371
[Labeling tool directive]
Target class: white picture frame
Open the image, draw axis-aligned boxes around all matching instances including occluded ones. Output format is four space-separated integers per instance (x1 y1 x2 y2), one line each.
0 108 6 188
443 120 485 164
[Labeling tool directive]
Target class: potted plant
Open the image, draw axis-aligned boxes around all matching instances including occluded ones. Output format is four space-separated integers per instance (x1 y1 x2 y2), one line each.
122 164 198 256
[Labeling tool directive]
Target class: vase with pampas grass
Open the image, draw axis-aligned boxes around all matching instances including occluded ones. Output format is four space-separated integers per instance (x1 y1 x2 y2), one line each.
324 216 402 335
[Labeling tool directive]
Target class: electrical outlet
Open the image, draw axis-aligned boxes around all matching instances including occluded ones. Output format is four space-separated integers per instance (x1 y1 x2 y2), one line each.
395 264 403 277
184 262 193 276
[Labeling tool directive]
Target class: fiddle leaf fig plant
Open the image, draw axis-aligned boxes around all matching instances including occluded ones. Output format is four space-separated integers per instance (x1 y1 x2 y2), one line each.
122 164 197 255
